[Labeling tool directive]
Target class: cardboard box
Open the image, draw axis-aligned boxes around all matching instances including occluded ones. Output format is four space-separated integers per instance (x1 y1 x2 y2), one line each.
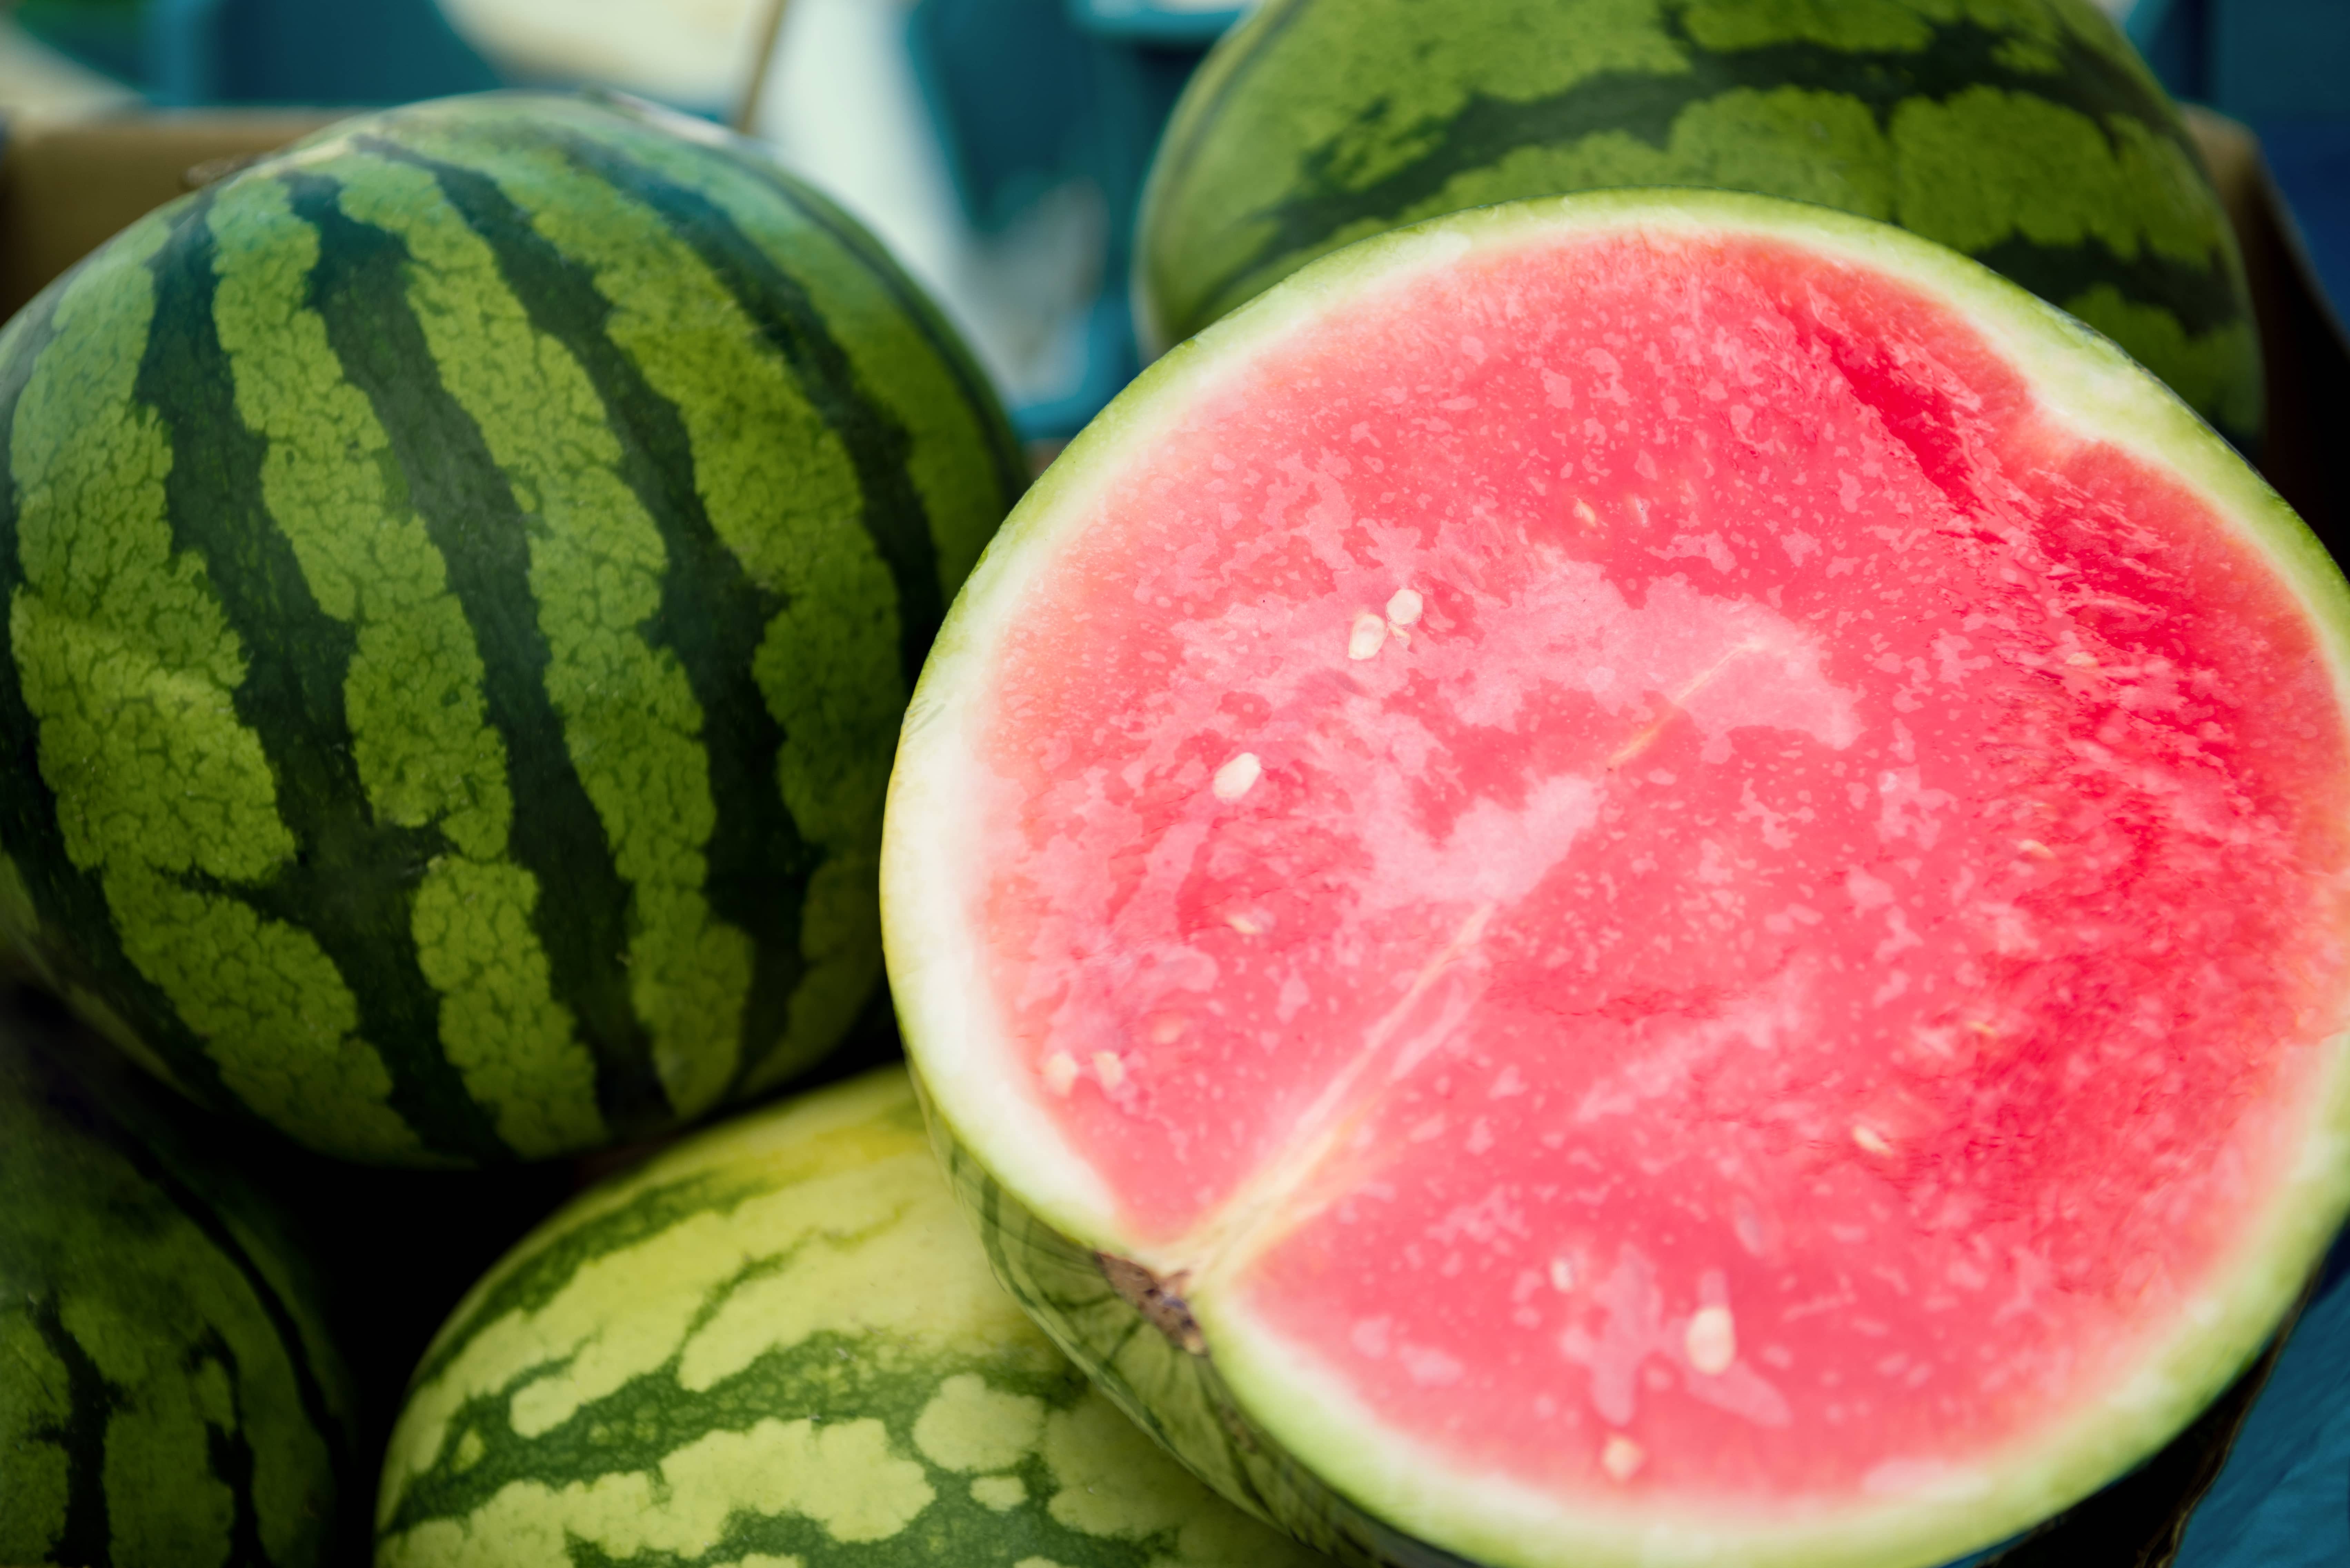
0 108 338 320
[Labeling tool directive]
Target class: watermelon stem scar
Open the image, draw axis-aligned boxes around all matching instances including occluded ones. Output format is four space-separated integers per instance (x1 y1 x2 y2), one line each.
1100 1252 1208 1355
888 191 2350 1568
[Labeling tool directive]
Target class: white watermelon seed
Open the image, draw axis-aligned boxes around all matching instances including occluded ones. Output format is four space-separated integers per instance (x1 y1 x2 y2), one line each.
1600 1434 1646 1481
1386 587 1424 626
1212 752 1262 801
1042 1053 1078 1096
1093 1051 1128 1091
1853 1124 1893 1156
1348 611 1389 660
1686 1305 1736 1375
2017 839 2054 860
1549 1257 1576 1292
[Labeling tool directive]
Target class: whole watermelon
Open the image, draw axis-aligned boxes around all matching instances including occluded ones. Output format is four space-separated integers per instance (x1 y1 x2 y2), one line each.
0 91 1026 1165
374 1067 1334 1568
0 1009 357 1566
1136 0 2264 448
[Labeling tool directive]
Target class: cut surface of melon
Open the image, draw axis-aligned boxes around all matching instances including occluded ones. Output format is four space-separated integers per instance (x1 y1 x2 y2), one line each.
884 192 2350 1568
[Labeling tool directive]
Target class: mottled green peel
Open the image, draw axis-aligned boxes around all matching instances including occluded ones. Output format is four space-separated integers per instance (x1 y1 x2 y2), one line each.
210 175 510 860
9 206 435 1162
1140 0 2261 444
0 91 1019 1164
12 219 279 889
549 102 1018 611
369 113 873 1103
747 853 882 1099
0 1036 353 1568
0 284 235 1117
377 1069 1330 1568
334 151 750 1125
150 185 515 1166
0 1306 73 1562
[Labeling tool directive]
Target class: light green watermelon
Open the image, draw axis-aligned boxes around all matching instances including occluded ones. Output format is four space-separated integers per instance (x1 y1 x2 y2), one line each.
0 1013 357 1567
373 1066 1336 1568
0 91 1025 1166
1136 0 2264 449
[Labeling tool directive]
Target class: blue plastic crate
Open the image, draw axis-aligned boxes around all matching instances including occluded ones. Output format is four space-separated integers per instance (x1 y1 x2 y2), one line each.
2129 0 2350 345
905 0 1248 437
15 0 500 105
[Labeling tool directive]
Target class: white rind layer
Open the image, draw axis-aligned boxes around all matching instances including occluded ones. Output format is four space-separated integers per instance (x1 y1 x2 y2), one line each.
881 188 2350 1568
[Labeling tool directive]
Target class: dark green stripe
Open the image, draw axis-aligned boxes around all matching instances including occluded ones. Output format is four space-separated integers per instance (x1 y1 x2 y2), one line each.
0 274 238 1112
25 1294 114 1567
404 1166 752 1395
386 1230 918 1538
693 136 1031 515
132 194 506 1166
1144 0 1311 242
1973 231 2243 340
381 1189 1175 1568
1201 9 2239 335
45 1062 354 1527
281 168 672 1141
195 1328 272 1568
359 136 817 1104
544 130 950 691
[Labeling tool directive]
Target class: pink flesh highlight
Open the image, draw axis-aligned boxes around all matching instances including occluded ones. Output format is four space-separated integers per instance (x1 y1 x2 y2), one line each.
969 232 2350 1504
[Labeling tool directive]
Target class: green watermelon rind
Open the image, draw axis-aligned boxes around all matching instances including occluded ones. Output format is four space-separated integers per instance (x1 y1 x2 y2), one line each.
1130 0 2264 450
0 90 1025 1167
883 189 2350 1568
921 1086 1476 1568
371 1066 1335 1568
0 1029 358 1568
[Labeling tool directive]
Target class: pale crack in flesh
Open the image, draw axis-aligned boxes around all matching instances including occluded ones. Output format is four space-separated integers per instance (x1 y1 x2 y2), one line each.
1177 900 1496 1287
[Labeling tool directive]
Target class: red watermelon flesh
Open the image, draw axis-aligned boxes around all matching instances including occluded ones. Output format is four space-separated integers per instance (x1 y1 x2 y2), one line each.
886 193 2350 1566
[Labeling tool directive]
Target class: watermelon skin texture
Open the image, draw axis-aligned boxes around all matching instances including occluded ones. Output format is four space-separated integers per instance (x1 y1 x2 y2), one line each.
926 1123 1435 1568
0 1020 357 1568
0 91 1026 1166
372 1066 1336 1568
1137 0 2263 448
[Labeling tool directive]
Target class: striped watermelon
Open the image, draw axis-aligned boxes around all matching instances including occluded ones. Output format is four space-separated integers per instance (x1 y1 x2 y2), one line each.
1136 0 2264 450
373 1066 1335 1568
0 91 1025 1165
0 1011 356 1567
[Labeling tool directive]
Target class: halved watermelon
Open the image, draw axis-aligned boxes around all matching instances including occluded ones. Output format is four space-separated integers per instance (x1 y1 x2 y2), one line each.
881 190 2350 1568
